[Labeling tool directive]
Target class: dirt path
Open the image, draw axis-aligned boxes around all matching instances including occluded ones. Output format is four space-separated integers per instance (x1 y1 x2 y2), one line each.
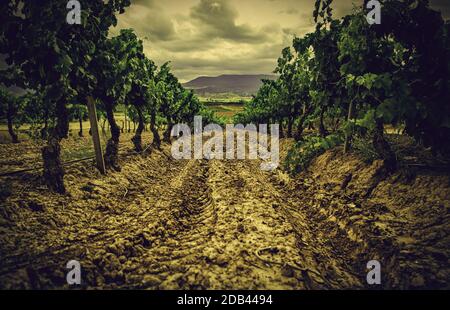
89 157 328 289
2 139 447 289
0 141 368 289
147 158 307 290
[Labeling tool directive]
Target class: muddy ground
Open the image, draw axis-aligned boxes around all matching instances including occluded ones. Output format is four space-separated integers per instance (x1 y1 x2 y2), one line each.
0 133 449 289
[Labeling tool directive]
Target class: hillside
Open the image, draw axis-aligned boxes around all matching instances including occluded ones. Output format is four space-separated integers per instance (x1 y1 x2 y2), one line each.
183 74 277 96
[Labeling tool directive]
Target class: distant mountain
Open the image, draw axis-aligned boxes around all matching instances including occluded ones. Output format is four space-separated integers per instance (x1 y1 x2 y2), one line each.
183 74 277 96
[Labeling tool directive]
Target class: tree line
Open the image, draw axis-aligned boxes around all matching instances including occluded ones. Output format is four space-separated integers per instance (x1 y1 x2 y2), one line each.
235 0 450 173
0 1 217 193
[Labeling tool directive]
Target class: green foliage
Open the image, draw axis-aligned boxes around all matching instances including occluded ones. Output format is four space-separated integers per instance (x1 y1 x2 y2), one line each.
0 0 131 98
0 0 218 191
0 87 37 133
284 134 343 174
351 135 380 164
0 2 212 143
242 0 450 173
0 0 132 146
69 104 88 122
0 87 13 121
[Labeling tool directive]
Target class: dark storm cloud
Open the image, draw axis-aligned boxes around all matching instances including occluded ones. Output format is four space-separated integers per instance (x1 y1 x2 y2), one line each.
169 54 277 80
190 0 268 43
114 0 450 82
113 0 176 41
139 13 176 41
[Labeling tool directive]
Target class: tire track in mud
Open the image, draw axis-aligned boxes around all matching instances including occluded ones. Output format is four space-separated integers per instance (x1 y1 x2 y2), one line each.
127 158 309 290
1 142 365 289
203 157 363 289
197 159 307 289
0 148 198 288
123 159 218 289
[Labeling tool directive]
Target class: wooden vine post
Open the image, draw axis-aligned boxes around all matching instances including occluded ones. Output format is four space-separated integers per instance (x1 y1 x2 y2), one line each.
124 105 128 133
86 96 106 174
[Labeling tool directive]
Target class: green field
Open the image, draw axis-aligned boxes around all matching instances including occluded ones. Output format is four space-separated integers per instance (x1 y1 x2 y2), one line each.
199 93 248 121
197 92 252 103
204 102 245 120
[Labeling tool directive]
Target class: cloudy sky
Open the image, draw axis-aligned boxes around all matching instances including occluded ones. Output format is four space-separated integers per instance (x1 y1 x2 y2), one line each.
112 0 450 82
